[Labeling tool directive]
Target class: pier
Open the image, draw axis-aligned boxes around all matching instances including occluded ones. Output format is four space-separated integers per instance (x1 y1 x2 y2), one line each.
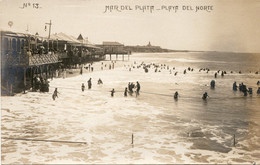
101 41 131 61
1 30 105 95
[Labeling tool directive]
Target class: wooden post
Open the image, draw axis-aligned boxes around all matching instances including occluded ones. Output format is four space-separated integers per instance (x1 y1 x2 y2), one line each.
24 67 27 93
51 66 54 80
110 54 111 61
40 66 42 77
122 54 124 61
6 81 9 95
116 54 118 60
15 67 18 82
10 83 13 95
46 65 49 79
31 67 34 89
128 54 130 61
57 39 58 51
131 133 134 145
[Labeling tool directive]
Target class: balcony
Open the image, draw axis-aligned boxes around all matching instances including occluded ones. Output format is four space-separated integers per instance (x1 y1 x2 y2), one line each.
2 50 60 67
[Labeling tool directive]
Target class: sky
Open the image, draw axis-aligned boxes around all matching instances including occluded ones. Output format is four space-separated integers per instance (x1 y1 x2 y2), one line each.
0 0 260 53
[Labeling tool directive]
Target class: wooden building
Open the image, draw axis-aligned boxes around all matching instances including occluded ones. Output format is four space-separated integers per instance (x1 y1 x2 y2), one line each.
1 30 61 95
102 41 125 54
1 31 104 95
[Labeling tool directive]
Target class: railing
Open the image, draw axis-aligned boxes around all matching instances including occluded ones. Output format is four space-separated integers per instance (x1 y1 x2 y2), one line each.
57 52 68 59
2 50 60 67
104 50 128 54
28 52 59 66
3 50 29 66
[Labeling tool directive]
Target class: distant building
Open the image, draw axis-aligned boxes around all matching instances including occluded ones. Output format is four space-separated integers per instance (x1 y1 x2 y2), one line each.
102 41 125 54
147 41 151 47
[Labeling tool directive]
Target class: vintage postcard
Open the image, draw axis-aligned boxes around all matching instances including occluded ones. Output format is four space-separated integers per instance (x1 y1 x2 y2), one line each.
1 0 260 164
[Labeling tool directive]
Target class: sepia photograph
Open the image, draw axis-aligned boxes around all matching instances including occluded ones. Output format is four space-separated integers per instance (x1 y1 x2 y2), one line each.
0 0 260 164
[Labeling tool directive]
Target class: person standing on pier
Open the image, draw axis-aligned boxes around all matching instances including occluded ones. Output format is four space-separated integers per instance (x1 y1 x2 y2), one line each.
88 78 92 89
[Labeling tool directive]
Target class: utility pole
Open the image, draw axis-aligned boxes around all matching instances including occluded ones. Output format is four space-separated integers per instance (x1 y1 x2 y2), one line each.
45 20 52 39
45 20 52 50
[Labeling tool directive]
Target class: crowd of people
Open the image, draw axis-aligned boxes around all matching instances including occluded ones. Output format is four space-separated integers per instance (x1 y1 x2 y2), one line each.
49 60 259 101
232 81 260 96
108 81 141 97
32 76 50 92
124 61 260 101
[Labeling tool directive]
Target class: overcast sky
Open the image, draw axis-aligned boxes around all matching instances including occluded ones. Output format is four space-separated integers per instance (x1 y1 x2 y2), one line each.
0 0 260 52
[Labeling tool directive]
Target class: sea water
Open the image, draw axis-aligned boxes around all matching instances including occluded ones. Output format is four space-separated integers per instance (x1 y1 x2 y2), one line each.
1 52 260 164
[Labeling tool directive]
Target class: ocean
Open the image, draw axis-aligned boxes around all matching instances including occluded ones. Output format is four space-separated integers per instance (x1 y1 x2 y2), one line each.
1 52 260 164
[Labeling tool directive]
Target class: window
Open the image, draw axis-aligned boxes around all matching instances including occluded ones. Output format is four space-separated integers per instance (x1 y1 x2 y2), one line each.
12 38 17 51
21 39 25 50
3 37 8 50
9 38 11 50
17 39 21 52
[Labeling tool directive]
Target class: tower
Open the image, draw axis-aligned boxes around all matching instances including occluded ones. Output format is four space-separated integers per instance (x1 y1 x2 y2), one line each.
147 41 151 47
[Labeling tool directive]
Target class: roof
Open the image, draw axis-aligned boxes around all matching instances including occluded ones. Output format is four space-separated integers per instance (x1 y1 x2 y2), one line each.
1 30 49 40
50 33 81 43
103 41 124 46
1 30 102 49
77 34 83 40
0 28 33 35
70 35 101 49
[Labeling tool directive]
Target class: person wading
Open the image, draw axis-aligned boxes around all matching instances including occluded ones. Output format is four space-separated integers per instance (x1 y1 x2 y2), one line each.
88 78 92 89
111 88 115 97
81 83 85 92
52 88 60 100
